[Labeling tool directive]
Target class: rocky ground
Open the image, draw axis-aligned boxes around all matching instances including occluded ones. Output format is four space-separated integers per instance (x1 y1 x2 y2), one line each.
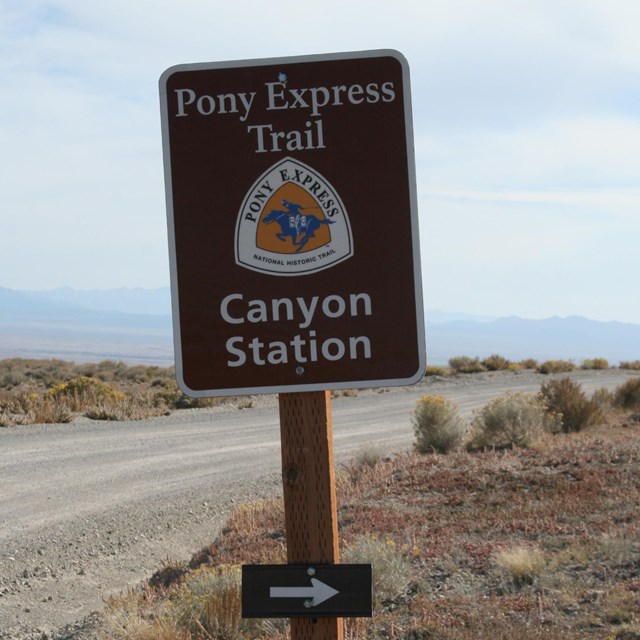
0 369 635 639
0 471 282 639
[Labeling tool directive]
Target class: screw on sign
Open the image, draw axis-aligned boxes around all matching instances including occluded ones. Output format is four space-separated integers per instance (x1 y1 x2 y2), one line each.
160 50 424 639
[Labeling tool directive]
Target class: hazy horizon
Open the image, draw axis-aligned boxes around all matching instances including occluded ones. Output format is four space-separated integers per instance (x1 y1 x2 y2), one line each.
4 284 640 326
2 2 639 324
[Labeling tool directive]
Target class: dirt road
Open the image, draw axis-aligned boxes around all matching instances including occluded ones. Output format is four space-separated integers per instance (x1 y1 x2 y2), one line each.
0 369 633 638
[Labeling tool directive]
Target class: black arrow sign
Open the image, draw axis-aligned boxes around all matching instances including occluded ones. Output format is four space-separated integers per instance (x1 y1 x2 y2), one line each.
242 564 372 618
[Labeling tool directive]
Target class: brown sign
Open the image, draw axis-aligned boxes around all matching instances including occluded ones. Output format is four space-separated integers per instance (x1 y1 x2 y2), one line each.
159 50 425 396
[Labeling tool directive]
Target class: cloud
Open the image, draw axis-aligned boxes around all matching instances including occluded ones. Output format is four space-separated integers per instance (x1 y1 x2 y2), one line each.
0 0 638 323
416 116 640 189
419 179 640 322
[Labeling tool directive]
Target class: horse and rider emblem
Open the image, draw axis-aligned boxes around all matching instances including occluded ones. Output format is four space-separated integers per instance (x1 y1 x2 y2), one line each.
262 199 335 254
235 157 353 276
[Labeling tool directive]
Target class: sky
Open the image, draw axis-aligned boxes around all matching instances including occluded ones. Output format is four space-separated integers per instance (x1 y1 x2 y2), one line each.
1 0 639 323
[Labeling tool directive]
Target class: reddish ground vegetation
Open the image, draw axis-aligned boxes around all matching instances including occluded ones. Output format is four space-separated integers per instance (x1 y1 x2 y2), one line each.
134 412 640 639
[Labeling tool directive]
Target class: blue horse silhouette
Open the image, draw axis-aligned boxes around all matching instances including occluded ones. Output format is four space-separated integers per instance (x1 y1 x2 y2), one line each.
263 201 334 253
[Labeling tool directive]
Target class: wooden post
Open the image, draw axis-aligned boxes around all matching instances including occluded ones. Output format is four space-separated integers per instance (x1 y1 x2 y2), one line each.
279 391 343 640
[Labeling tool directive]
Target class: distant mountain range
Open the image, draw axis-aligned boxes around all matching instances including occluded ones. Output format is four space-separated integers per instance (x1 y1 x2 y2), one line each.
23 286 172 316
1 287 639 366
424 315 640 365
0 287 173 365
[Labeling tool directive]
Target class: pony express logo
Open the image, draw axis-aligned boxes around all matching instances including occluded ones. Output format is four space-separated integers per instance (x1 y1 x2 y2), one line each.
235 158 353 276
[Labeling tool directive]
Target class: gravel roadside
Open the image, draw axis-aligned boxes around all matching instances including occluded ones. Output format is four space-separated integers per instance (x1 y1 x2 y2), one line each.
0 369 634 639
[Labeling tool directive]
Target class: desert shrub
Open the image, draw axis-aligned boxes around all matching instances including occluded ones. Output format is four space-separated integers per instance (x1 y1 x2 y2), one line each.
93 360 128 382
539 377 604 432
467 392 554 450
614 378 640 410
86 393 167 421
581 357 609 370
31 396 73 424
354 446 384 469
591 387 614 409
518 358 539 370
619 360 640 371
538 359 575 374
598 533 636 566
331 388 359 398
481 354 511 371
1 370 27 389
14 359 75 388
119 365 150 383
47 377 124 416
44 377 168 421
170 565 244 638
412 395 466 454
153 381 220 410
1 392 72 426
97 359 127 370
448 355 486 374
343 534 411 604
424 365 449 377
76 363 99 379
105 564 274 640
47 376 124 405
183 395 222 409
0 359 193 425
149 558 188 590
495 546 545 588
0 391 32 426
103 594 185 640
172 565 279 639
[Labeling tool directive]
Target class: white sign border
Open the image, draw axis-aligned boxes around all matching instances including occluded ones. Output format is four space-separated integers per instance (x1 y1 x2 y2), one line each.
159 49 426 397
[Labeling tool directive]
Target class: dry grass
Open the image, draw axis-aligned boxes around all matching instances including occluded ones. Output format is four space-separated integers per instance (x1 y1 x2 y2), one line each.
5 359 638 637
539 377 605 433
413 395 466 453
495 545 546 587
581 358 610 370
619 361 640 371
538 360 576 374
614 378 640 410
448 356 486 374
466 392 555 449
99 407 640 639
481 354 511 371
0 358 230 425
342 535 411 604
424 365 451 377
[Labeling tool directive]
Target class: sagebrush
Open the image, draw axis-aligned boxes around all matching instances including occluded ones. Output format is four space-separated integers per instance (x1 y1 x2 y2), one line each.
0 359 226 425
413 395 466 453
467 392 555 449
537 359 575 374
581 357 609 370
342 534 411 604
613 377 640 409
539 377 604 432
448 356 486 374
481 354 511 371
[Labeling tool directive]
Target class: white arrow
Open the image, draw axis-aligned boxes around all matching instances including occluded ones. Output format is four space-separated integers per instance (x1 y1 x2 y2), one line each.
270 578 340 606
